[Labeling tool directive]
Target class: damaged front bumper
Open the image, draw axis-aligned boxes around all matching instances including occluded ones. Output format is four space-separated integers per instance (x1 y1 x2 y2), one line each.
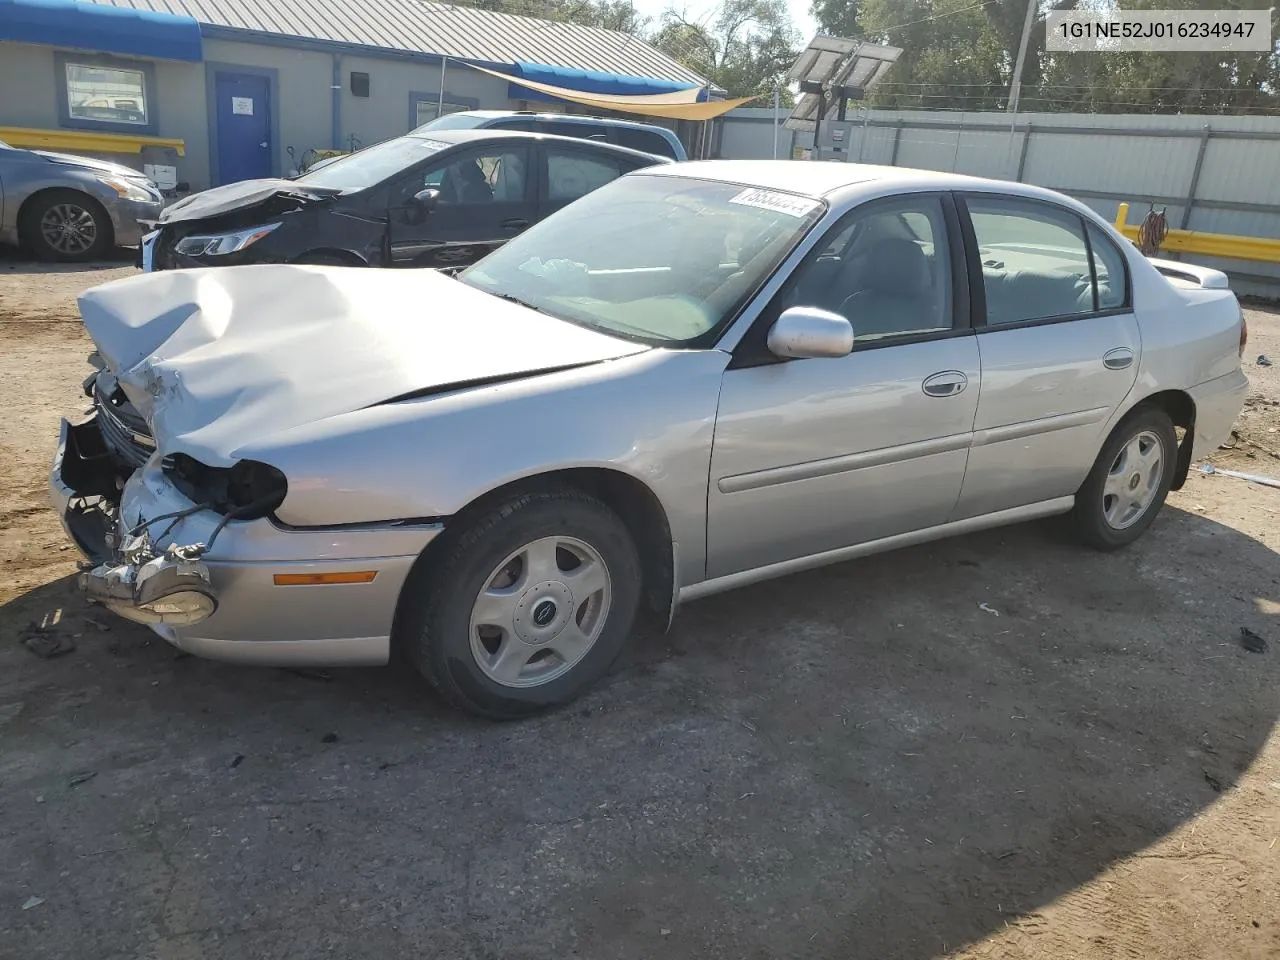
53 417 219 628
50 423 441 667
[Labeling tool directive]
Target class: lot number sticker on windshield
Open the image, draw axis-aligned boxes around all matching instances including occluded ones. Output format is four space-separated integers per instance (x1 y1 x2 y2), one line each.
729 188 819 218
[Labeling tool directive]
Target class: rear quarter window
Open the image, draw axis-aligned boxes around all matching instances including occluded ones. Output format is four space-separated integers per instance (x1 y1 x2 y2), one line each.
613 128 678 159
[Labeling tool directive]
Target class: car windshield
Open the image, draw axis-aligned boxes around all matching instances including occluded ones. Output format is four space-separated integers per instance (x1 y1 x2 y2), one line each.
413 113 489 133
296 136 450 192
460 175 824 344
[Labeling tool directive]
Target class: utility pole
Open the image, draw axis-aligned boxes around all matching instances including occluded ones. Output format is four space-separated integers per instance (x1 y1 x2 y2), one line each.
1006 0 1037 116
1004 0 1037 177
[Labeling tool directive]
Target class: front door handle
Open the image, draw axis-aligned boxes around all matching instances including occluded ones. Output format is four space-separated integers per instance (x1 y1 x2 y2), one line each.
922 370 968 398
1103 347 1134 370
500 218 530 230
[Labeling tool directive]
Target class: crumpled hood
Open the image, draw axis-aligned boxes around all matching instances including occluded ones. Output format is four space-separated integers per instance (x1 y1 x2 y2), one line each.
158 179 335 224
77 265 648 466
35 150 151 180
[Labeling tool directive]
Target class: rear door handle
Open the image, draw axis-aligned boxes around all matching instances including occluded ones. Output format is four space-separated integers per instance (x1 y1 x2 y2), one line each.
922 370 968 398
1103 347 1135 370
500 218 530 230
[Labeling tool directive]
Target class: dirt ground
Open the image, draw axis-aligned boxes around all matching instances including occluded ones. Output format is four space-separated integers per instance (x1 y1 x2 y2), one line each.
1 257 1279 960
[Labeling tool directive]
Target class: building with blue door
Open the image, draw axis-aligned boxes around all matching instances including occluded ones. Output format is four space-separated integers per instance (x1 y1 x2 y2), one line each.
0 0 709 191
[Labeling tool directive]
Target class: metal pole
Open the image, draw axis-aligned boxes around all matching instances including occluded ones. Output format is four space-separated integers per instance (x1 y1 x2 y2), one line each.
1181 125 1212 229
1004 0 1037 176
1015 122 1032 181
813 93 823 161
772 86 780 159
437 57 447 116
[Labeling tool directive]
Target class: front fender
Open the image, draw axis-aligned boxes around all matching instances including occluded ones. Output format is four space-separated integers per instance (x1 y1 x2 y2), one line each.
236 349 730 586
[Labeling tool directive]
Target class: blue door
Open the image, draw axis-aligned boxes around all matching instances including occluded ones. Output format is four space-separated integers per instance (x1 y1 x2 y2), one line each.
214 72 272 184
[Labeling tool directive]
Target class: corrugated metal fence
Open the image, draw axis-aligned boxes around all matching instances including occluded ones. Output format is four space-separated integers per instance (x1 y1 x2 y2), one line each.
716 107 1280 298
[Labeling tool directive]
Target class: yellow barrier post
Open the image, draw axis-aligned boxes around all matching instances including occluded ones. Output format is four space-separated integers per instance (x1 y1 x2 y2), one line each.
1110 199 1280 264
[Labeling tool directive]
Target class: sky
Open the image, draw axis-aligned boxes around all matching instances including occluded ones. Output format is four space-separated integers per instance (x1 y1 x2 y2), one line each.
627 0 820 43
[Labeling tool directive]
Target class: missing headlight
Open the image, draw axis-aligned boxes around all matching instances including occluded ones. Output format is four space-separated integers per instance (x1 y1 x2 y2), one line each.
164 454 287 518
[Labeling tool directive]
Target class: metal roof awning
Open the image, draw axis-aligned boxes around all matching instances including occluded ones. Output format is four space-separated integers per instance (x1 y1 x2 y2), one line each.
473 63 754 120
0 0 203 62
510 62 706 102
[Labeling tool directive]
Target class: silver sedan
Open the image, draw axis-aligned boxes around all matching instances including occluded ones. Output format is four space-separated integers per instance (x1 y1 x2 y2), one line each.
53 161 1248 717
0 140 163 260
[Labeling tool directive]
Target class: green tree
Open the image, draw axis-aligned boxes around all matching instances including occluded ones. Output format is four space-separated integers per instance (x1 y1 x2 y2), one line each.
812 0 1280 115
1035 0 1280 114
810 0 861 40
653 0 802 98
855 0 1009 110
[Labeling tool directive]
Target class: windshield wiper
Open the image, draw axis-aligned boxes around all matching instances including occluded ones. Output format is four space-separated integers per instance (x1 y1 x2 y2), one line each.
493 292 542 313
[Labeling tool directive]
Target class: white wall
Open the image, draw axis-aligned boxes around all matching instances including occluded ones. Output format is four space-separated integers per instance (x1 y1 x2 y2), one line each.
717 106 1280 297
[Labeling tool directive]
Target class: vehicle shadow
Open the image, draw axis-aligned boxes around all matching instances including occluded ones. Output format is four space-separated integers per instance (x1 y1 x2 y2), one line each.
0 245 136 271
0 505 1276 959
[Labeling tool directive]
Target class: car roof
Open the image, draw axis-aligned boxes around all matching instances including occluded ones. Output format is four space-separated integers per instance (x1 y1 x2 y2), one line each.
643 160 1043 199
444 110 674 133
407 128 671 163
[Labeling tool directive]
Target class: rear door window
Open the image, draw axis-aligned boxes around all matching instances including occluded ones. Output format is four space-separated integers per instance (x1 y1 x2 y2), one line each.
546 147 624 202
965 197 1094 325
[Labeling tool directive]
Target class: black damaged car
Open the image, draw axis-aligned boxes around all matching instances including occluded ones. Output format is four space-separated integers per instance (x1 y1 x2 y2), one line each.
140 129 669 271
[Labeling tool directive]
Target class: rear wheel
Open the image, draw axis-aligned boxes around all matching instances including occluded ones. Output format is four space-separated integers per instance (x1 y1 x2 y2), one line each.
400 487 642 718
20 190 112 262
1069 406 1177 550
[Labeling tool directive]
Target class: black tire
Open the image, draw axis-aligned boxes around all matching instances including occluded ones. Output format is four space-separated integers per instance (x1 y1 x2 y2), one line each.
1069 405 1177 550
20 189 113 262
399 487 642 719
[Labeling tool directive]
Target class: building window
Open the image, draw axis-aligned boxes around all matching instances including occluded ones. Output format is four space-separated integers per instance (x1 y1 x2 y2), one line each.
66 62 149 125
413 98 470 128
55 53 158 135
350 72 370 98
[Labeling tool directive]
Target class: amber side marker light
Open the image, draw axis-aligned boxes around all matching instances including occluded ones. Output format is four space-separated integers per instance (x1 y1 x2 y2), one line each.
274 572 378 586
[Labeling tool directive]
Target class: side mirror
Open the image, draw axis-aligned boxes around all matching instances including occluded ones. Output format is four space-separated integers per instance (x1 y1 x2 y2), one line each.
412 187 441 210
767 306 854 359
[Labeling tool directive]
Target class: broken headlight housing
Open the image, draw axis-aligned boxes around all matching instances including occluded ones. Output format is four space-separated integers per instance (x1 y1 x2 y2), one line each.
80 537 217 627
79 458 288 628
164 455 288 519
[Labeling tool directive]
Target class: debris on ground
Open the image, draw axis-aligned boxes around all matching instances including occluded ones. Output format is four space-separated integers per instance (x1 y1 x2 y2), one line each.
321 732 339 744
21 896 44 910
1204 771 1224 793
1198 464 1280 489
67 771 97 787
1241 627 1268 654
230 754 245 768
1259 355 1274 367
978 602 1000 617
1227 430 1280 460
19 620 76 659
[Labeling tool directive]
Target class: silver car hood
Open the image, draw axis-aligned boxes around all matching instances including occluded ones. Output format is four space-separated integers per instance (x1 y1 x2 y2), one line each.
34 150 151 180
77 265 649 466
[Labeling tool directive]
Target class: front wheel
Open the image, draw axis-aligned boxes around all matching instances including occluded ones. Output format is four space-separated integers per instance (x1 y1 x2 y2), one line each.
21 190 112 262
400 488 642 718
1069 406 1177 550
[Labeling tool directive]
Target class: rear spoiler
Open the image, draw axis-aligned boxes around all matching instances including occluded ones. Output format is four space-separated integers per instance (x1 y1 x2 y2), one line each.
1147 257 1230 290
